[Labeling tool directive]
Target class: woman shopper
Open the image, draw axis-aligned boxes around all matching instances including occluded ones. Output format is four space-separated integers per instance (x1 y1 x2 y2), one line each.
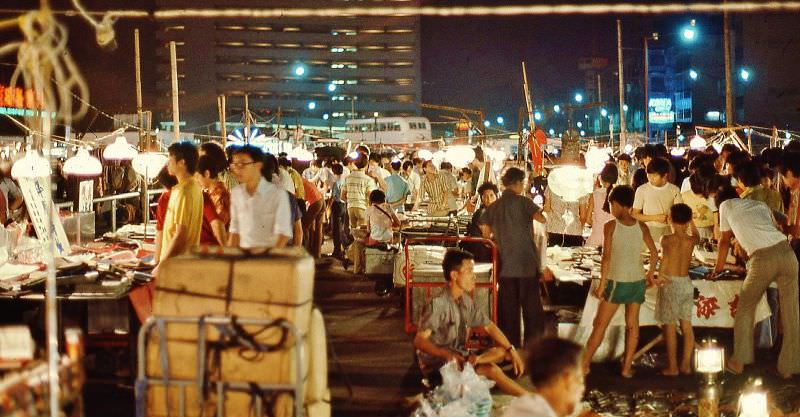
582 163 618 248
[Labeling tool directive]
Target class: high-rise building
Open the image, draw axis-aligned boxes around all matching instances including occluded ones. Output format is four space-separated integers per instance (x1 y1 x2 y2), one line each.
154 0 422 136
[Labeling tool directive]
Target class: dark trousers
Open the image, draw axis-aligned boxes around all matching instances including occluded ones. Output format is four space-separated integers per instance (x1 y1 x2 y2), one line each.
547 233 584 247
302 200 324 258
330 201 349 257
498 275 544 348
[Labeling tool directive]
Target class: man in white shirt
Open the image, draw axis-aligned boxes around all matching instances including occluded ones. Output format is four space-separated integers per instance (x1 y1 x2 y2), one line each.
227 146 293 249
402 160 421 210
503 338 586 417
712 184 800 379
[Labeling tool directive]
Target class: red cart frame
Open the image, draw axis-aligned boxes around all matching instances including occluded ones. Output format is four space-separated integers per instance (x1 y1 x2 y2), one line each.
404 236 498 333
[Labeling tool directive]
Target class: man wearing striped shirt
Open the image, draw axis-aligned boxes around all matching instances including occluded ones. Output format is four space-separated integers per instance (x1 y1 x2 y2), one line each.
414 160 453 216
342 155 377 229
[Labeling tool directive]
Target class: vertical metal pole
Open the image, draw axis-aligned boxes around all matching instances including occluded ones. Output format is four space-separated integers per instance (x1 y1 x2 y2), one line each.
747 127 752 153
617 19 627 152
644 37 650 142
596 73 602 102
724 9 734 127
220 95 227 143
244 94 250 141
609 118 614 148
135 29 144 149
41 114 59 417
169 41 180 144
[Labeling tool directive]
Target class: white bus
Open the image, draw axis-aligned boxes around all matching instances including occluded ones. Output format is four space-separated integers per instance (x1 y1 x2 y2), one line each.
344 116 432 145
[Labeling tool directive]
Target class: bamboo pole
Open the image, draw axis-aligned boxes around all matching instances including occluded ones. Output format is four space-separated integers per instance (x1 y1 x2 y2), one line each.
244 94 250 141
219 95 227 146
169 41 180 143
724 8 734 127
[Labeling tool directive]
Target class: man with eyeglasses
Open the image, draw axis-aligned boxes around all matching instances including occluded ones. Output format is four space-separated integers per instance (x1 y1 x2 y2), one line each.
227 145 293 249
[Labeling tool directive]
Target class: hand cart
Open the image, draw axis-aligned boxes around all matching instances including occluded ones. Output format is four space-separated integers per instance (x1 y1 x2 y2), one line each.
403 236 498 333
135 315 305 417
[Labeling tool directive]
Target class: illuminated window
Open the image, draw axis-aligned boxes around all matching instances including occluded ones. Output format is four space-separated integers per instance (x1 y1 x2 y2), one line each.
363 45 385 50
387 28 413 34
283 27 301 32
164 25 185 31
217 41 245 47
250 42 273 47
331 64 344 69
389 61 413 67
250 26 272 31
217 25 244 31
361 28 385 34
276 43 300 48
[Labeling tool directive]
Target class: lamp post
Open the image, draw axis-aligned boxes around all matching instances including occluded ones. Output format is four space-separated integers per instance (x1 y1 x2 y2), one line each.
643 33 659 142
695 339 724 417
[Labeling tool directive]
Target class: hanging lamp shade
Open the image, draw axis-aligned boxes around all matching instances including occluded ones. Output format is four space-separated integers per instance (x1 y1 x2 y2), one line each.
689 135 707 149
288 147 314 162
63 148 102 177
11 149 51 179
103 136 137 161
132 152 168 179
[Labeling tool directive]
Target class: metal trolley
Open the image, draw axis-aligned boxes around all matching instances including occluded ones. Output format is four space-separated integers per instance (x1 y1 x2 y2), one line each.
136 315 305 417
403 236 498 333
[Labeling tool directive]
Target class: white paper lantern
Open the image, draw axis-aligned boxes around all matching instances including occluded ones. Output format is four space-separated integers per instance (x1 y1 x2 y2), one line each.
132 152 168 179
670 147 687 157
288 147 314 162
63 148 102 177
417 149 433 161
444 146 475 168
11 150 51 179
690 135 707 150
585 146 613 174
103 136 138 161
547 166 594 202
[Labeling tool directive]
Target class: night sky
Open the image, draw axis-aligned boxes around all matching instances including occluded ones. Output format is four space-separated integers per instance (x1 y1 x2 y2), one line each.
0 1 780 132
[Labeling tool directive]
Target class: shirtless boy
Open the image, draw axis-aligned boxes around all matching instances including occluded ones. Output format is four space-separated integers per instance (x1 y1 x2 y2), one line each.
655 203 699 375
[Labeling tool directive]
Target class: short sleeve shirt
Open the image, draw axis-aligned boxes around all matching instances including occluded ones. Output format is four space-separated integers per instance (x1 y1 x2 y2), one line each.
161 178 204 260
718 198 787 256
156 191 171 232
633 182 682 228
417 290 490 366
480 192 541 277
199 192 222 245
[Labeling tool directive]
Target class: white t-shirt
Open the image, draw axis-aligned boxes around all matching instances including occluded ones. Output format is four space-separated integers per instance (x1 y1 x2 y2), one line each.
633 182 682 228
279 169 296 195
229 178 294 249
719 198 787 256
366 203 394 242
503 394 558 417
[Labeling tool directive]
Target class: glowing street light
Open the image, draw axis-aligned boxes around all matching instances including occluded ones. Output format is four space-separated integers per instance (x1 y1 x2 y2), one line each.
327 83 337 92
496 116 504 125
548 128 555 136
580 130 586 136
600 108 608 117
323 113 329 120
574 93 584 103
689 69 699 80
553 104 561 113
534 111 542 121
740 68 751 81
307 101 317 110
623 104 629 112
682 20 697 42
576 121 583 128
294 64 306 76
483 120 490 128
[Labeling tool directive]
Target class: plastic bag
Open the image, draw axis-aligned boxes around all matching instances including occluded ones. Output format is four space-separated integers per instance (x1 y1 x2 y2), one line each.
413 361 494 417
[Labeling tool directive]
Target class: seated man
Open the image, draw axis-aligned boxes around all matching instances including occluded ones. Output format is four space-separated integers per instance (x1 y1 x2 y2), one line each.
503 337 587 417
413 249 528 396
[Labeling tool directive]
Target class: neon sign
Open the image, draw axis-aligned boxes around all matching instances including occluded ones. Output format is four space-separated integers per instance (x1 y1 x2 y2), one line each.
0 84 55 118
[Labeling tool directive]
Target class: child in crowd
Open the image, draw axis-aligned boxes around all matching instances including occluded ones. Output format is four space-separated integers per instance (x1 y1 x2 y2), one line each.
583 163 618 247
632 157 682 246
365 189 400 247
583 185 659 378
655 204 699 376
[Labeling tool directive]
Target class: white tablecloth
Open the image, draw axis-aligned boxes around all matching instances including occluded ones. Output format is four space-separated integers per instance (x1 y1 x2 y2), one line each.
562 279 771 361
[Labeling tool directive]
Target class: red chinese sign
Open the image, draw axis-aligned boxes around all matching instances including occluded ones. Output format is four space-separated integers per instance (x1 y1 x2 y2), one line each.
728 294 739 318
695 295 720 319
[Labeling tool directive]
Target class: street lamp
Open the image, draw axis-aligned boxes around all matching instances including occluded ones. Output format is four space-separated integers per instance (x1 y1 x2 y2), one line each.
577 121 583 128
548 128 555 136
623 104 629 112
740 68 751 82
327 83 337 92
483 120 490 128
682 20 698 42
553 104 561 113
496 116 504 125
534 111 542 121
574 93 583 103
307 101 316 110
600 108 608 117
294 64 306 77
690 69 699 80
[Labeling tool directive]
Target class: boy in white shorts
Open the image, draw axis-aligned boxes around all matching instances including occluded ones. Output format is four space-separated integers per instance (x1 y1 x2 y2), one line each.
655 203 699 376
